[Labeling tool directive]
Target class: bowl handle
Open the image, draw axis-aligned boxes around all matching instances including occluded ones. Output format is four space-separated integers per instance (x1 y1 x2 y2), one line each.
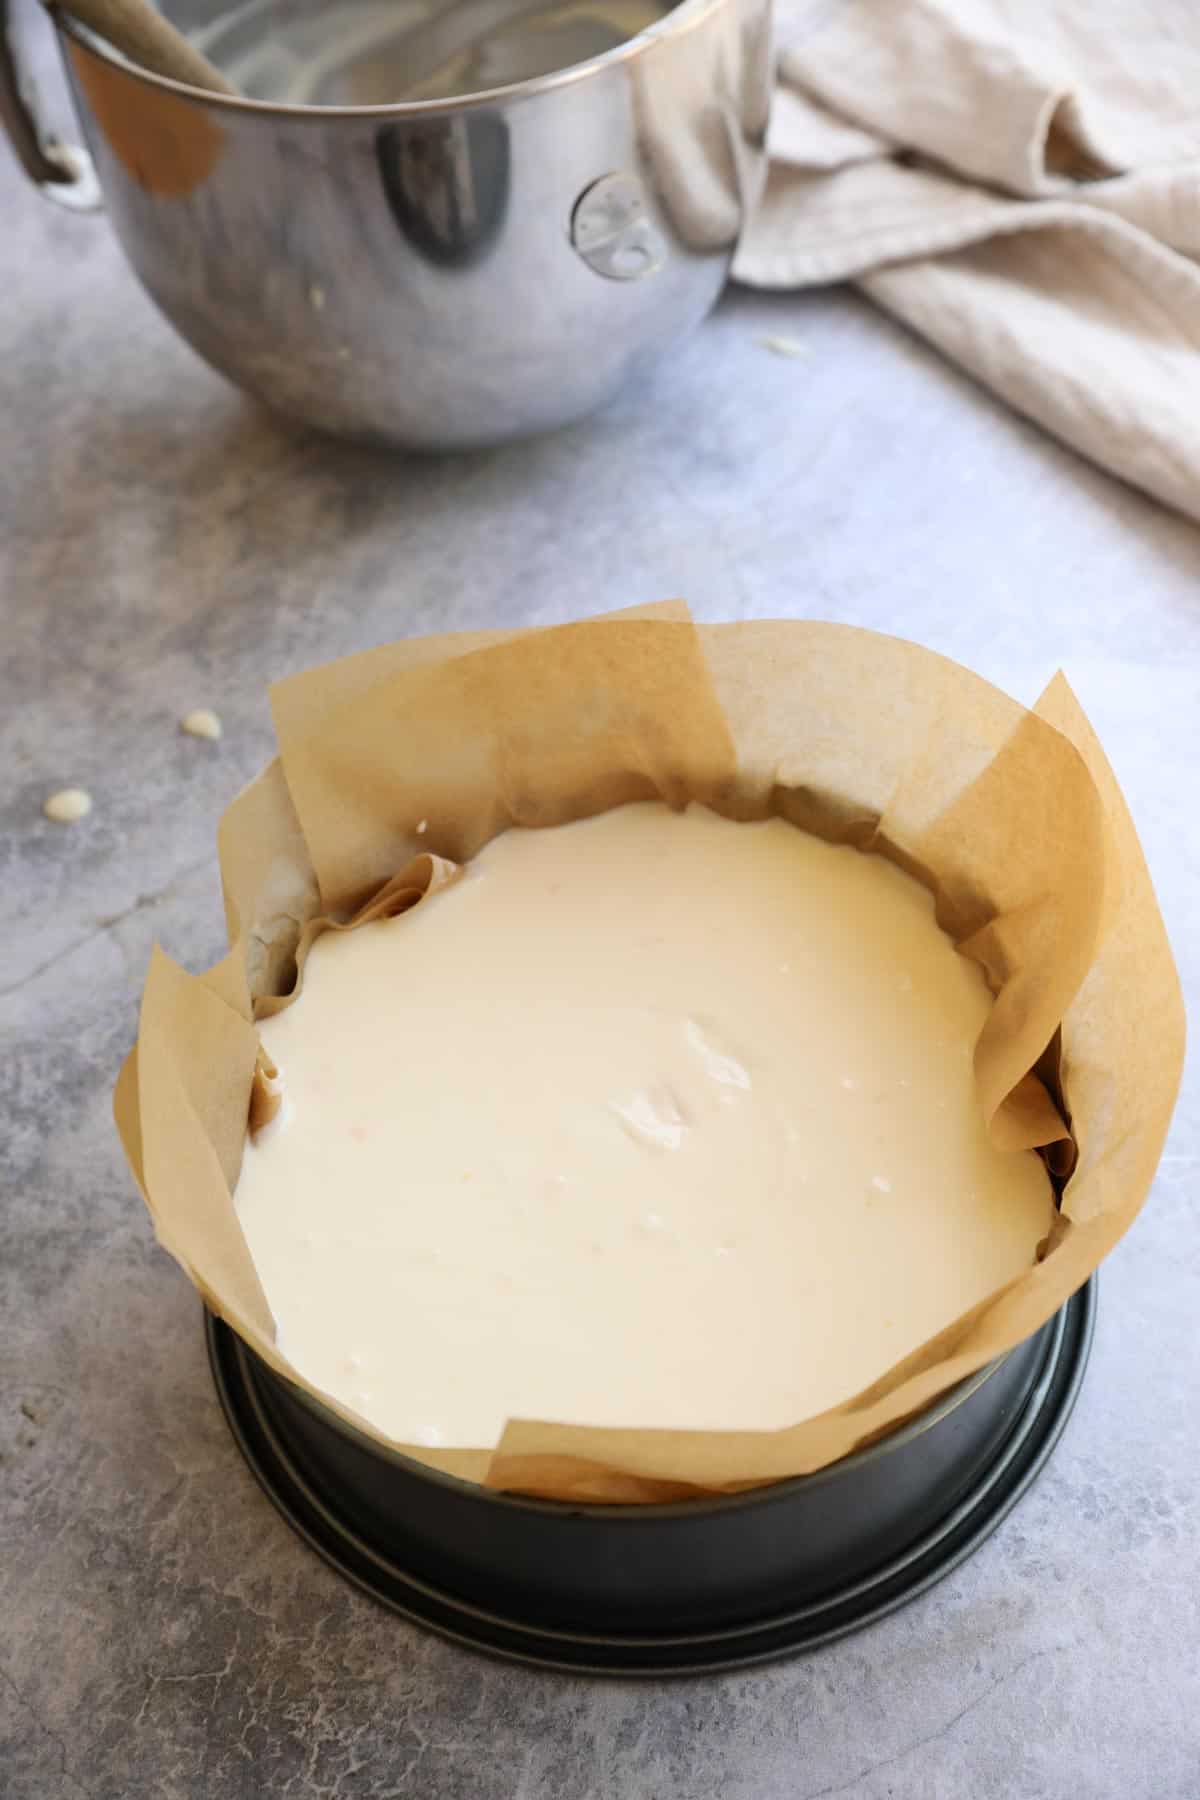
1 0 101 207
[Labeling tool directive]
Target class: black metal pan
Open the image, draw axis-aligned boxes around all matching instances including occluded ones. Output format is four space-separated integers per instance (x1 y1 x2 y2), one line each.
207 1279 1094 1674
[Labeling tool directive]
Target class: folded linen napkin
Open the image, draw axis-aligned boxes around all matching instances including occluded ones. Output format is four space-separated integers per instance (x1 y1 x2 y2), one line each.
735 0 1200 522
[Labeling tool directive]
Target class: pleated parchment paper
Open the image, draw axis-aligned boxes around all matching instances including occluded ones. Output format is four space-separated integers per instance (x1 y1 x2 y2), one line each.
113 606 1184 1502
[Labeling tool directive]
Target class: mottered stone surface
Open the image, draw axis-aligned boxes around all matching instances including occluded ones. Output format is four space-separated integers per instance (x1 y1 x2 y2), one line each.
3 28 1199 1796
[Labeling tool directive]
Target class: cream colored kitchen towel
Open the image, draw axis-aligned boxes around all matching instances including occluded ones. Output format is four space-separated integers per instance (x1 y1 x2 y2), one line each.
735 0 1200 522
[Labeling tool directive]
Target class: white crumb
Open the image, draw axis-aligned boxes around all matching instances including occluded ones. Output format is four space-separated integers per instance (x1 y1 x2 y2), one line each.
43 787 92 824
180 708 222 741
757 335 809 359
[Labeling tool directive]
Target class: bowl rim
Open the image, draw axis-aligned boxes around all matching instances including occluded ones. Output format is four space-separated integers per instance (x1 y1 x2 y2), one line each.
58 0 732 121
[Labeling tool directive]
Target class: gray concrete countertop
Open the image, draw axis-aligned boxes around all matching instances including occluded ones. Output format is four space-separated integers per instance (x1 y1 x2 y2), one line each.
3 58 1199 1800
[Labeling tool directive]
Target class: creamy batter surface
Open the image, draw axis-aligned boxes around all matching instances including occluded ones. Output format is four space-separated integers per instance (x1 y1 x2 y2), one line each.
234 804 1055 1447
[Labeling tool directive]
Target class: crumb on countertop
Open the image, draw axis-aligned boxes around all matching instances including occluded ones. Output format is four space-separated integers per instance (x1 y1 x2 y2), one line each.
43 788 92 824
181 708 222 741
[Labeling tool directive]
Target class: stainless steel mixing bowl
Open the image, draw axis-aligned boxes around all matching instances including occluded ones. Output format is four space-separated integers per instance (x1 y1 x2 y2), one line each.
1 0 772 447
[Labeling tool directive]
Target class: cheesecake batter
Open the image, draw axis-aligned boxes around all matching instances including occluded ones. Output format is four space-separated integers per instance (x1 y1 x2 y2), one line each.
234 804 1056 1448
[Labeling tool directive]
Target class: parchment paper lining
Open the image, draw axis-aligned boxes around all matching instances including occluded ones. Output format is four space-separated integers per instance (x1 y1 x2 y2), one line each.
114 608 1183 1502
